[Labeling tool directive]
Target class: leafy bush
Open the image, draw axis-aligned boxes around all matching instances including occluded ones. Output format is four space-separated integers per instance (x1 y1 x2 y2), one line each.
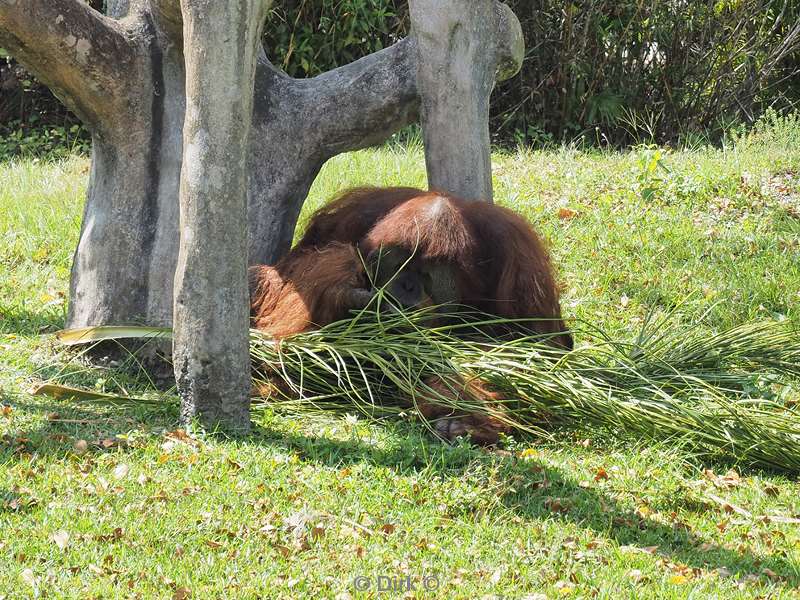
502 0 800 146
2 0 799 154
1 50 90 160
263 0 406 77
730 106 800 151
0 121 90 160
264 0 800 147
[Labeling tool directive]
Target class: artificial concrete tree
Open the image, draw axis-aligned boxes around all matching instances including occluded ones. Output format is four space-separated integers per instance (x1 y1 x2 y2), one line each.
0 0 524 431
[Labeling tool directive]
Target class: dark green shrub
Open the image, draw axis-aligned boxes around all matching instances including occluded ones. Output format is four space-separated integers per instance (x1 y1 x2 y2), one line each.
3 0 799 154
0 120 90 160
499 0 800 146
1 49 90 159
263 0 406 77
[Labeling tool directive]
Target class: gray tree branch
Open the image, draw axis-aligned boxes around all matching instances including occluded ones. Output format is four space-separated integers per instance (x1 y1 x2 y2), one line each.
303 37 421 157
244 41 421 265
0 0 140 131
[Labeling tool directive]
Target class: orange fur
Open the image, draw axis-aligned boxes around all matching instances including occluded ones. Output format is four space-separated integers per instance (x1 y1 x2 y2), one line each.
415 376 512 445
249 242 370 338
297 187 572 348
250 187 573 444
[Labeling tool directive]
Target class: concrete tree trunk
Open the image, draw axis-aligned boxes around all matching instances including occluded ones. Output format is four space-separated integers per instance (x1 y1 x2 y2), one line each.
409 0 523 201
172 0 268 433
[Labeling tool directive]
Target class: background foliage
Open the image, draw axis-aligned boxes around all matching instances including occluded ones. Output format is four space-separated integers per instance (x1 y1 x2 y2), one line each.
505 0 800 146
262 0 800 146
2 0 800 156
0 49 92 158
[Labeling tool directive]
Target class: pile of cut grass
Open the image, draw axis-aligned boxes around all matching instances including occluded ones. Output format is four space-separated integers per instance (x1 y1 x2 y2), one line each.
247 306 800 472
51 304 800 472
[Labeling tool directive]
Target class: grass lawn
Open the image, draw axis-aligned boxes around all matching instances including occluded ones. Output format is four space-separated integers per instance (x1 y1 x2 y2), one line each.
1 116 800 598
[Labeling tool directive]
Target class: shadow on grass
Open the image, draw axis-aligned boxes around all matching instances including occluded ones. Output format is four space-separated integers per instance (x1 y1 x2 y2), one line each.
246 420 800 587
0 394 178 468
3 395 797 588
0 303 65 335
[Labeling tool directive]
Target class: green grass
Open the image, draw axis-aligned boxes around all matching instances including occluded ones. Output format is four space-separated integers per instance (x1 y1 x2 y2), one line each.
2 116 800 597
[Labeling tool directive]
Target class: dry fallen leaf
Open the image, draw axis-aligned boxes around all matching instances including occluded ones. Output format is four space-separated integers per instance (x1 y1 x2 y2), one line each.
52 530 70 551
173 588 191 600
149 490 168 504
698 542 715 552
74 439 88 455
703 469 741 489
558 207 579 220
113 463 130 480
594 467 609 482
763 484 780 497
627 569 644 582
705 493 751 517
620 545 658 555
544 497 571 514
380 523 396 535
284 509 313 535
95 527 124 543
20 568 36 586
166 429 193 443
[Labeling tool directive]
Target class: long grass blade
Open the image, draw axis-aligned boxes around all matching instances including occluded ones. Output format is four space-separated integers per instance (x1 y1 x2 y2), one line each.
57 326 172 345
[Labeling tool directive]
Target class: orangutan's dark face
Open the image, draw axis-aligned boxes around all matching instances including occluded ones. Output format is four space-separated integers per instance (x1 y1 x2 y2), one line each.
366 246 458 308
